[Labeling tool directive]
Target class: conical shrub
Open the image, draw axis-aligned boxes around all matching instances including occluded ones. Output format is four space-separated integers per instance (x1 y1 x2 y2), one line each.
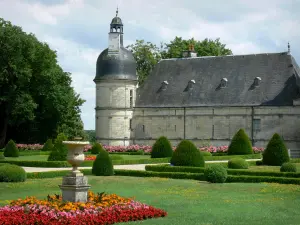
151 136 173 158
42 139 54 152
262 133 289 166
170 140 204 167
48 133 68 161
228 129 253 155
4 140 19 157
91 142 104 155
92 149 114 176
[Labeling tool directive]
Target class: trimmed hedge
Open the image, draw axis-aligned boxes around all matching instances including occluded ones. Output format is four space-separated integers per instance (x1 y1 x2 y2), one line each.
228 158 249 169
4 140 19 157
171 140 204 167
42 139 54 152
91 143 104 155
0 164 26 182
226 175 300 184
280 163 297 172
19 151 51 156
228 129 253 155
92 149 114 176
263 133 290 166
204 164 227 183
0 160 70 167
201 151 212 157
0 153 5 160
151 136 173 158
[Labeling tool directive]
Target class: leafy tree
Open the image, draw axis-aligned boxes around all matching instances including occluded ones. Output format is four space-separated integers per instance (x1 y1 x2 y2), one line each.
126 40 162 85
161 36 232 59
0 18 85 147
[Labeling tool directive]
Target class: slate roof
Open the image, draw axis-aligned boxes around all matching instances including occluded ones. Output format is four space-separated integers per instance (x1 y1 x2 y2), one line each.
135 52 300 107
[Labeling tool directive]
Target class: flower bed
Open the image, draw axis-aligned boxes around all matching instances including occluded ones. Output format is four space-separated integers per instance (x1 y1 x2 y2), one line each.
0 191 167 225
85 155 96 161
13 143 264 154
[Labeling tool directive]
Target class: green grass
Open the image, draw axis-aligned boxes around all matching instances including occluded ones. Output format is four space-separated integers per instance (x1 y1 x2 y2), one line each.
249 164 300 172
0 176 299 225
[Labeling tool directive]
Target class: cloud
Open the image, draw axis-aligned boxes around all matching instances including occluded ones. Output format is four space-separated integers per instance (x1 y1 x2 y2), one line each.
1 0 300 130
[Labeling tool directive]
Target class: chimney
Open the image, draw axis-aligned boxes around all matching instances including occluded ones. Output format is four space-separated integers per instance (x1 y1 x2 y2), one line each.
182 44 197 58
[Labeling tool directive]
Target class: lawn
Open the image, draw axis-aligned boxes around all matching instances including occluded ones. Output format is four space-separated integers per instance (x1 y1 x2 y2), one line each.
249 164 300 172
0 176 299 225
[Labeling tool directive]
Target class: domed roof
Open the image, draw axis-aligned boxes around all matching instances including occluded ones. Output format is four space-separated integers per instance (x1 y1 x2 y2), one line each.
94 47 137 81
111 16 122 25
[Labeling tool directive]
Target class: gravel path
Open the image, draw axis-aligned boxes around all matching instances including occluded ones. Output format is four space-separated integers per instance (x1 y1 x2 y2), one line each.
22 159 260 173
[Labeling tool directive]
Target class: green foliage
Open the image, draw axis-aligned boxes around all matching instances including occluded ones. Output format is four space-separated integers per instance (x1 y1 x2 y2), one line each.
42 139 54 152
151 136 173 158
126 40 162 85
47 133 68 161
228 158 249 169
3 140 19 157
228 129 253 155
84 130 96 142
0 153 5 160
262 133 290 166
201 151 212 156
0 164 26 182
204 164 228 183
91 142 104 155
160 37 232 59
0 160 70 168
226 175 300 185
0 18 85 147
170 140 204 167
280 163 297 173
92 149 114 176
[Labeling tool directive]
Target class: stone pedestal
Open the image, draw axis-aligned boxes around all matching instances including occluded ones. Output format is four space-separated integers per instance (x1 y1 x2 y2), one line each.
59 175 91 202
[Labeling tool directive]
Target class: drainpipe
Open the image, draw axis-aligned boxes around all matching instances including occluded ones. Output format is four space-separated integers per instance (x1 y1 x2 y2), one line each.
183 107 186 139
251 106 254 146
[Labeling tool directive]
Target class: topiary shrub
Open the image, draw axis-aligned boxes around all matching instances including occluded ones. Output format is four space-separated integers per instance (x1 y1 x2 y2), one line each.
91 142 104 155
151 136 173 158
3 140 19 157
204 164 227 183
262 133 289 166
170 140 205 167
280 162 297 172
92 149 114 176
228 158 249 169
48 133 68 161
0 164 26 182
0 153 5 160
228 129 253 155
42 139 54 152
201 151 212 157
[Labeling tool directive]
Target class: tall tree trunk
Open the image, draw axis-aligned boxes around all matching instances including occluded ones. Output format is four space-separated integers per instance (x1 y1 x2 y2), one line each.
0 104 8 148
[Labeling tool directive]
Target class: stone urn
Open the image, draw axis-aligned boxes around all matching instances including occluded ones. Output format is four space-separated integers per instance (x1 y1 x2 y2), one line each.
63 141 90 176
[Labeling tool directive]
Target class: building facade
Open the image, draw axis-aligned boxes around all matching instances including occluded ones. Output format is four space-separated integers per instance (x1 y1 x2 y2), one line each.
94 12 300 157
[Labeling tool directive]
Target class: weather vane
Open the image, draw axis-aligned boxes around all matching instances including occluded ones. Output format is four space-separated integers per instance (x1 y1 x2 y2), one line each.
288 42 290 54
116 6 118 17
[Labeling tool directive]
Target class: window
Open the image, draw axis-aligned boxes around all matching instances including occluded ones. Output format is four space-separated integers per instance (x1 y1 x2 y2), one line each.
142 125 145 132
129 119 132 130
129 90 133 108
220 78 228 88
253 119 261 131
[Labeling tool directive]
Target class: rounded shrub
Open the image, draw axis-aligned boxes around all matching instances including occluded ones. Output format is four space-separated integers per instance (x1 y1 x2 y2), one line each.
92 149 114 176
204 164 227 183
151 136 173 158
170 140 204 167
280 162 297 172
91 142 104 155
262 133 289 166
0 164 26 182
4 140 19 157
0 153 5 160
42 139 54 152
228 158 249 169
201 151 212 157
228 129 253 155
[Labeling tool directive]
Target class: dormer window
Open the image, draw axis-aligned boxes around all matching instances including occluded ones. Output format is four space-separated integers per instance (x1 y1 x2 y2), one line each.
254 77 261 87
161 81 168 91
220 78 228 88
184 80 196 92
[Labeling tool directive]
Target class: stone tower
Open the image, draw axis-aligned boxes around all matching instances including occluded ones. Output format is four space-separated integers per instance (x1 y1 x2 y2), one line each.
94 9 137 146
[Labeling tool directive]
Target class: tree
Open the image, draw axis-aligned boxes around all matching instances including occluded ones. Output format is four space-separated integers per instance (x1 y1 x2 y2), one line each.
0 18 85 147
126 40 162 85
161 37 232 59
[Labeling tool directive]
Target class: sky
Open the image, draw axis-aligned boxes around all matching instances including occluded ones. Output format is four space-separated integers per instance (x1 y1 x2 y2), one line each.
0 0 299 130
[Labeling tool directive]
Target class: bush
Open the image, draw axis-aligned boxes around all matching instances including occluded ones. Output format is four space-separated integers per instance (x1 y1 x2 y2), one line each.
262 133 289 166
170 140 204 167
228 158 249 169
3 140 19 157
0 164 26 182
151 136 173 158
204 164 228 183
228 129 253 155
91 142 104 155
0 153 5 160
280 163 297 172
201 151 212 156
92 149 114 176
48 133 69 161
42 139 54 152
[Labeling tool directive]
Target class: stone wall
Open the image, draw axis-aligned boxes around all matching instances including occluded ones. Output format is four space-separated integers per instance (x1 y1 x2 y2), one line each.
130 106 300 153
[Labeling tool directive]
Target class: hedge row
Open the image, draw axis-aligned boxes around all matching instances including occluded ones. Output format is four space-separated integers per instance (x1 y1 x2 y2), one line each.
145 165 300 178
25 169 300 185
19 151 51 156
